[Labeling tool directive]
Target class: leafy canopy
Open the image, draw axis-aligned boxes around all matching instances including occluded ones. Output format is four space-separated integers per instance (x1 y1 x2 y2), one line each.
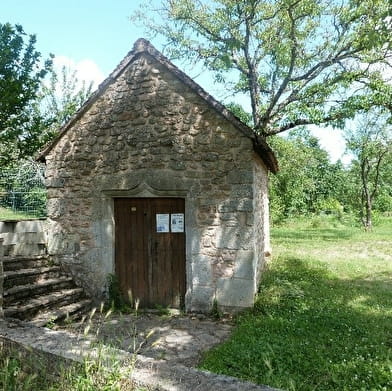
0 23 52 163
268 129 348 221
344 110 392 228
0 24 93 167
40 65 93 145
133 0 392 137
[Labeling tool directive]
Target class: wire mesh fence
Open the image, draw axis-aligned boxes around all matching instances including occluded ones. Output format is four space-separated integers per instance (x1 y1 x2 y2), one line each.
0 161 47 218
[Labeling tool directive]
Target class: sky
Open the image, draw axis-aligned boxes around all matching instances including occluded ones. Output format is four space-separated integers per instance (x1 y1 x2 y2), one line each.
1 0 348 163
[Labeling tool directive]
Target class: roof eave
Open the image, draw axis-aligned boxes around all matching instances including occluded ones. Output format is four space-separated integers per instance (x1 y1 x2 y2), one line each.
37 38 278 173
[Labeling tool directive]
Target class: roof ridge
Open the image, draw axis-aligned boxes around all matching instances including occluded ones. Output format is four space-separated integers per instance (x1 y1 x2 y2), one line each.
37 38 278 172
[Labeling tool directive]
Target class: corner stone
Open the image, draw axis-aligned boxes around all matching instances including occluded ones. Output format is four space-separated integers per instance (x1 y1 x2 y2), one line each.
216 277 255 308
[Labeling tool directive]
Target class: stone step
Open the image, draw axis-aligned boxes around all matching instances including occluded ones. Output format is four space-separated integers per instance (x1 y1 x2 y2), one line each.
2 255 53 272
27 299 93 327
4 266 61 289
4 287 85 320
3 277 74 305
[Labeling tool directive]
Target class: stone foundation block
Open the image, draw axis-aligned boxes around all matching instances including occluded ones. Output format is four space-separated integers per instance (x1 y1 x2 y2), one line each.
216 278 255 309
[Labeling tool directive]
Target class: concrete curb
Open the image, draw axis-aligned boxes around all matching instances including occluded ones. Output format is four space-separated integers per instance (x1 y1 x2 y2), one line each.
0 319 280 391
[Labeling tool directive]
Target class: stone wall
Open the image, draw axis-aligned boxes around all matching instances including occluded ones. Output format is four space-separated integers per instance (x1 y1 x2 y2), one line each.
0 219 47 257
45 52 270 312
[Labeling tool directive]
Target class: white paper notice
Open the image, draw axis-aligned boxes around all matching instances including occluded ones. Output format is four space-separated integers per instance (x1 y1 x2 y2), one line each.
171 213 184 233
156 214 170 232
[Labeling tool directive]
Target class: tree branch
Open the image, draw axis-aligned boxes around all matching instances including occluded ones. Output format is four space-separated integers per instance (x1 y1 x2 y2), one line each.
290 45 362 83
258 3 298 130
370 150 388 200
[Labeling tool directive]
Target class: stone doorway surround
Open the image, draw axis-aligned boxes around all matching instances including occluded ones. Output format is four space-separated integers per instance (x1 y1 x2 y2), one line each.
99 182 196 309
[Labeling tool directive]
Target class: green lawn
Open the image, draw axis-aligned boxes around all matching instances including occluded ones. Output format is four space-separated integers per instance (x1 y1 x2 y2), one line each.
200 216 392 391
0 206 41 220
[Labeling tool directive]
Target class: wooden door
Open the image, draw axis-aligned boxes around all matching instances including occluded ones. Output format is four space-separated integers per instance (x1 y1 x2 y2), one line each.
114 198 185 308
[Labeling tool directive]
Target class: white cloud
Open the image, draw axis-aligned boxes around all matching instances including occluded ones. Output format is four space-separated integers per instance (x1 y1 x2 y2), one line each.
309 125 353 165
53 55 106 90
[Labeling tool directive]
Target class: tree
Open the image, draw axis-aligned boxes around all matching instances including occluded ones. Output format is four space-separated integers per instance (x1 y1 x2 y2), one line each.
0 23 52 163
0 29 93 167
345 110 392 229
133 0 392 139
39 65 93 146
268 129 348 221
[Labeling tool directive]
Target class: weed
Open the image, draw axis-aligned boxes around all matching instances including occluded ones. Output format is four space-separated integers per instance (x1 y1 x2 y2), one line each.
154 304 170 316
210 298 223 320
0 356 40 391
0 303 155 390
44 317 56 329
107 274 133 313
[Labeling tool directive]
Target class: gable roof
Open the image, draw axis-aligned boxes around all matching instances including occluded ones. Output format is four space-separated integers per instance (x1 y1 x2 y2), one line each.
38 38 278 173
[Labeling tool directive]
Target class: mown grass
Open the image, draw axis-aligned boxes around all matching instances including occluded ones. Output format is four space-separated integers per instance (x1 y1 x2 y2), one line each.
0 207 40 221
200 216 392 391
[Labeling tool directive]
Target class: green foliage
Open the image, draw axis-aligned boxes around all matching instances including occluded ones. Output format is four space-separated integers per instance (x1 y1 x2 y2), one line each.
0 160 46 218
0 356 40 391
210 298 223 320
0 23 93 167
268 129 351 222
266 124 391 224
154 304 171 316
225 102 253 127
200 216 392 390
40 65 93 144
0 23 52 164
133 0 392 136
0 349 141 391
345 110 392 228
0 207 39 221
0 303 152 390
107 273 128 311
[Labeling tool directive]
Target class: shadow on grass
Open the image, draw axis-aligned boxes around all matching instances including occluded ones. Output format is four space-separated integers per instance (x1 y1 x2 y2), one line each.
200 257 392 391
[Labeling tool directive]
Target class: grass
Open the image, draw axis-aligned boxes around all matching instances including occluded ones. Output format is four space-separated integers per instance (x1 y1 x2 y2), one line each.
200 215 392 391
0 350 146 391
0 306 152 391
0 207 42 220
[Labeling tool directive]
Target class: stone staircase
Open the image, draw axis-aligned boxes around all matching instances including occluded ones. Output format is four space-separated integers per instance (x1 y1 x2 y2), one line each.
2 254 92 327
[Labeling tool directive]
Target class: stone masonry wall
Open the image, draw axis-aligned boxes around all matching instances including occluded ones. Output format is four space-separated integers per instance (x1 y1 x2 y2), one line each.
0 220 47 257
45 52 270 312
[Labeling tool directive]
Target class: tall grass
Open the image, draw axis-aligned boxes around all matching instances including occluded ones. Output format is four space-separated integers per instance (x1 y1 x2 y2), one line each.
0 350 142 391
0 306 151 391
200 216 392 391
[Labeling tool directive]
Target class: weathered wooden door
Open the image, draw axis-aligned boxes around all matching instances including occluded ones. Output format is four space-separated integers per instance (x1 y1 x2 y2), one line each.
114 198 185 308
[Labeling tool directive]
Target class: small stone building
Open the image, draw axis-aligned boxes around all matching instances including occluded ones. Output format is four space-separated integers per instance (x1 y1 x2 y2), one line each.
39 39 278 312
